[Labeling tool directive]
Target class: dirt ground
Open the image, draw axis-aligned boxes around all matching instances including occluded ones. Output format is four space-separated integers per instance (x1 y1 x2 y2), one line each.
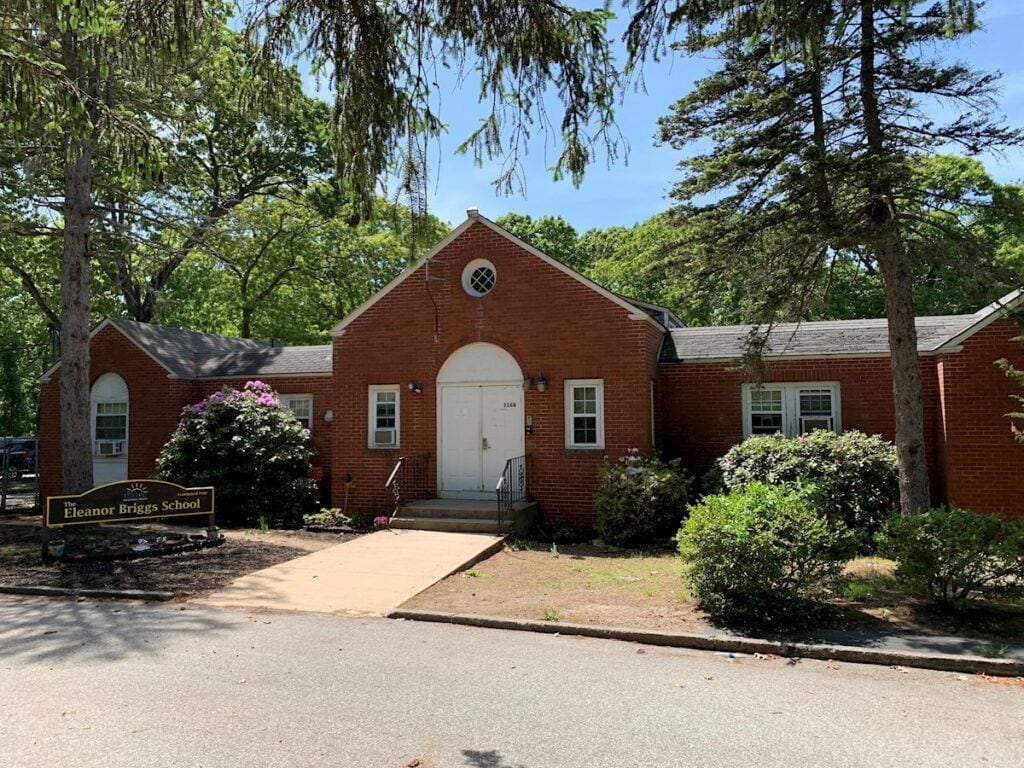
405 541 709 631
0 515 355 597
405 541 1024 640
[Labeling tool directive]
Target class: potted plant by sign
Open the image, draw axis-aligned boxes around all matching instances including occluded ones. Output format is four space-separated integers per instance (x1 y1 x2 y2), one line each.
205 526 220 541
46 540 65 559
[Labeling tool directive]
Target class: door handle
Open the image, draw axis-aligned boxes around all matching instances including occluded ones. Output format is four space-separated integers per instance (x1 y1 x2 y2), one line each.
482 437 490 450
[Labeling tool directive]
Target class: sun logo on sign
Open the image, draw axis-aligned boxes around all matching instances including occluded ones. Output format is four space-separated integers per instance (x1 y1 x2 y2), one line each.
122 483 149 502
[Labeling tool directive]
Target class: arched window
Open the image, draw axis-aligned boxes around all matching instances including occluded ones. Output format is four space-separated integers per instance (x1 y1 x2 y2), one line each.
90 373 129 456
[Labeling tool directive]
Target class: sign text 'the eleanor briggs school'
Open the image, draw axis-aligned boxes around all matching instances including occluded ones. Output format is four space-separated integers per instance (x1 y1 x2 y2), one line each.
46 481 215 528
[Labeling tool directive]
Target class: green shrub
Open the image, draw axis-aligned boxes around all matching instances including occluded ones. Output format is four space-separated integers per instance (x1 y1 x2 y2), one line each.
717 430 899 539
593 450 692 548
679 483 858 626
877 507 1024 608
156 380 319 528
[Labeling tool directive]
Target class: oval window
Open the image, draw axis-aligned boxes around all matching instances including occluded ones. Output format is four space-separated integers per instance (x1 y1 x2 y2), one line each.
462 259 497 297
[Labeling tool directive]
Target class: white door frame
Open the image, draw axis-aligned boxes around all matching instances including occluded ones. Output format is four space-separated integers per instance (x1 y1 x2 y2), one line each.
436 343 524 499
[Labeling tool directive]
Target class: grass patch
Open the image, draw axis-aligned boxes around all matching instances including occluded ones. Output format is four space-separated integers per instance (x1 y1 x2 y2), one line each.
407 543 1023 643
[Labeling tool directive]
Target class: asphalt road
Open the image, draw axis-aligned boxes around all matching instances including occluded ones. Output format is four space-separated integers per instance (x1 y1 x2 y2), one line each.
1 596 1021 768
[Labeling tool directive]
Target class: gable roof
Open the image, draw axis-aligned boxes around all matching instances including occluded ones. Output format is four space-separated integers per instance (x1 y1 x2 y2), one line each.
40 318 332 382
330 209 666 336
662 288 1024 363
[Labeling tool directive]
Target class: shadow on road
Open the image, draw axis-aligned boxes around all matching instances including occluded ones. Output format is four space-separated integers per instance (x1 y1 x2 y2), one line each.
0 596 234 664
462 749 527 768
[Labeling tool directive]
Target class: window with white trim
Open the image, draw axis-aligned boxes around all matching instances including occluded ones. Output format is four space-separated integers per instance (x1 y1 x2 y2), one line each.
282 395 313 431
565 379 605 449
742 382 840 438
368 385 400 448
90 373 129 456
94 401 128 441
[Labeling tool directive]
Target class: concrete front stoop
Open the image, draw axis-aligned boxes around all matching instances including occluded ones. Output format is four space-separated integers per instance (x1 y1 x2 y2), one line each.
391 498 538 535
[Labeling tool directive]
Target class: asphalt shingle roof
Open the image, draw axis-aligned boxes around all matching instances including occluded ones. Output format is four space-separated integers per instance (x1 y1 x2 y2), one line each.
108 318 332 378
661 314 977 362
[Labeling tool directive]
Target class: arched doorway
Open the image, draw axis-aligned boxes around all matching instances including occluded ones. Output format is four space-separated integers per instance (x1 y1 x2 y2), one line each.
90 373 129 485
437 342 524 498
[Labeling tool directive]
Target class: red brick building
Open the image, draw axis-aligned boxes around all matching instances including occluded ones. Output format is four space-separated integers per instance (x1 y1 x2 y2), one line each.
38 210 1024 528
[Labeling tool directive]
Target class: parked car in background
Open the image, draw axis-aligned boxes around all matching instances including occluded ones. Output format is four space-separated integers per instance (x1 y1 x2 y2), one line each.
1 437 37 478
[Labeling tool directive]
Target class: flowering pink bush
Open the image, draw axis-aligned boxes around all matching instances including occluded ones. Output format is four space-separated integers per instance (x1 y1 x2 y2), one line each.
373 515 390 529
157 381 318 527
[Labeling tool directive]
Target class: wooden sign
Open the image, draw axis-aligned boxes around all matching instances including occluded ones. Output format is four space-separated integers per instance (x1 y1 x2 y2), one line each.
46 480 215 528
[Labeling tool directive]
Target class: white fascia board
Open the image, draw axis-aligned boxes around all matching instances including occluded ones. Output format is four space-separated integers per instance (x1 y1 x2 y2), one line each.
934 287 1024 352
184 371 332 381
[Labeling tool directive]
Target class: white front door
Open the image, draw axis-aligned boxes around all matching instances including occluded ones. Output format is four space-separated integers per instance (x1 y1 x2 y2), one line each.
439 384 523 497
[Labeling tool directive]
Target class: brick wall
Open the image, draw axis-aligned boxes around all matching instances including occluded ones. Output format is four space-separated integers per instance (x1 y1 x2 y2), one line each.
657 355 947 503
937 318 1024 520
39 324 189 500
38 323 333 503
332 220 663 529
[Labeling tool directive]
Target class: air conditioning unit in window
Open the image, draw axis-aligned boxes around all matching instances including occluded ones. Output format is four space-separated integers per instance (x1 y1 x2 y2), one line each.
95 440 125 456
373 429 396 447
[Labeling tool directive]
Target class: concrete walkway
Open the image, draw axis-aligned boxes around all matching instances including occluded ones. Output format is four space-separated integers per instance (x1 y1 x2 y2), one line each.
195 529 503 616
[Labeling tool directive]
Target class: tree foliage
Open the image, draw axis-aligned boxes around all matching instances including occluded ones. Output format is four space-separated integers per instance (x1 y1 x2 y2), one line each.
642 0 1023 514
248 1 625 218
0 0 220 492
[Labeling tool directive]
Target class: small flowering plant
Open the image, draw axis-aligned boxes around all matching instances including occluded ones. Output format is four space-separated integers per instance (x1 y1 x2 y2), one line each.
156 381 319 528
372 515 390 530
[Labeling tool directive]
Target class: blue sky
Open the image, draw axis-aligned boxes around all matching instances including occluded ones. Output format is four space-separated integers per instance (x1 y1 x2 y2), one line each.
302 1 1024 232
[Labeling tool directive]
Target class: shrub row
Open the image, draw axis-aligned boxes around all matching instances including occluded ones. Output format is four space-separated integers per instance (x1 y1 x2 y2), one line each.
592 432 1024 628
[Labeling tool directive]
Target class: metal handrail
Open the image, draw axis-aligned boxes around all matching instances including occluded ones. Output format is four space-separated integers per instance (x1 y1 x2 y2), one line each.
385 457 405 518
385 454 429 519
496 454 529 527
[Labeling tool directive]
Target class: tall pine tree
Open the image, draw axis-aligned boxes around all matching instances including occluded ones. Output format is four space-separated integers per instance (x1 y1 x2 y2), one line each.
645 0 1021 514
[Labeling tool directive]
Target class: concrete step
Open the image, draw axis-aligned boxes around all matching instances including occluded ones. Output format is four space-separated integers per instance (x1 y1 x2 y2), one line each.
398 502 499 520
394 499 539 535
390 516 512 534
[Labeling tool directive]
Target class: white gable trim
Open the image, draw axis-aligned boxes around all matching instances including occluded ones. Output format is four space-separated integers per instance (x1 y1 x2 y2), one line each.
330 212 666 337
39 317 176 383
934 287 1024 352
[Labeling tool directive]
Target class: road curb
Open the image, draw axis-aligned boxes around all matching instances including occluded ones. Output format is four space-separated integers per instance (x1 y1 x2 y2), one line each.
0 584 174 601
388 609 1024 677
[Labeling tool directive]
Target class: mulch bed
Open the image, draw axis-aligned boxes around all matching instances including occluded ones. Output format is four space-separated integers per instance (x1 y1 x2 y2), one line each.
0 515 357 597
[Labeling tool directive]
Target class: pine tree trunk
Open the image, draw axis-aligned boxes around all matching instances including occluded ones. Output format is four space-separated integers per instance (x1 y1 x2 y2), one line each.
858 0 930 515
875 235 931 514
60 137 94 494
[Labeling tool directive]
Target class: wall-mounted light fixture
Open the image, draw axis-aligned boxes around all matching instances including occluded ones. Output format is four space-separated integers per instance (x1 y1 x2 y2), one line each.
522 377 533 391
536 375 547 393
324 410 334 423
408 381 423 394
